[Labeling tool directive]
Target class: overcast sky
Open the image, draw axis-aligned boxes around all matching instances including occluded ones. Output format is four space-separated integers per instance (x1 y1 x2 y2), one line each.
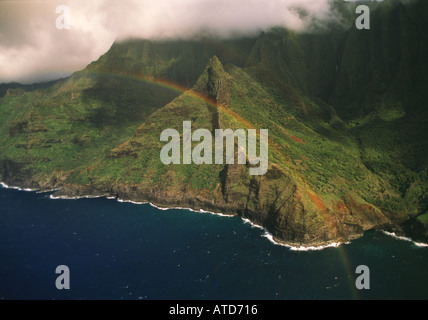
0 0 337 84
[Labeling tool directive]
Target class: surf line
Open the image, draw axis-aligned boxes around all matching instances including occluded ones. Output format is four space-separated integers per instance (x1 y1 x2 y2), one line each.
241 218 345 251
382 231 428 248
0 180 345 250
8 180 417 250
0 181 37 192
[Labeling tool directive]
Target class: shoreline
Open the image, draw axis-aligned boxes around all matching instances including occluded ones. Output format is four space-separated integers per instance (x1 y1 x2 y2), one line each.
1 180 428 250
241 218 346 251
381 231 428 248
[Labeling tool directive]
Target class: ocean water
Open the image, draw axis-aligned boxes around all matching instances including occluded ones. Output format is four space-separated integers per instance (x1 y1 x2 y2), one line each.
0 186 427 300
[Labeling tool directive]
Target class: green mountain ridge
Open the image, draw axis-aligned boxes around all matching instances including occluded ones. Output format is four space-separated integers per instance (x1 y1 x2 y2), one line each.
1 0 427 245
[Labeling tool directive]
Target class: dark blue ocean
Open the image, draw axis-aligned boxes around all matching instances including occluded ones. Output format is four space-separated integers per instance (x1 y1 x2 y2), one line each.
0 186 427 300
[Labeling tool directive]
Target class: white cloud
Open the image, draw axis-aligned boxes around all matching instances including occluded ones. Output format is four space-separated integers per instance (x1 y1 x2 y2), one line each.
0 0 334 84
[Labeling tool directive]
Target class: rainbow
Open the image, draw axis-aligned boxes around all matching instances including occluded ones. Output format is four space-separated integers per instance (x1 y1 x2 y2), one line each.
83 69 291 162
82 68 361 298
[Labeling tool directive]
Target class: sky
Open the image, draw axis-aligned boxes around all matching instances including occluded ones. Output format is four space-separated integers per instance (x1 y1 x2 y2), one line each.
0 0 338 84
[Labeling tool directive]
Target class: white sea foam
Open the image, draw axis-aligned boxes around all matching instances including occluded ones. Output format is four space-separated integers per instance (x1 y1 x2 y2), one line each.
242 218 344 250
382 231 428 248
37 188 60 194
49 194 107 200
95 194 233 218
262 231 343 251
148 202 170 211
117 198 147 205
194 208 234 218
242 218 264 230
147 202 234 217
287 241 343 252
0 181 36 192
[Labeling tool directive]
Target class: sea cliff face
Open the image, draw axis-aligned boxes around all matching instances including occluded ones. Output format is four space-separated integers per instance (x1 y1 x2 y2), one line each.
1 0 427 247
0 152 414 247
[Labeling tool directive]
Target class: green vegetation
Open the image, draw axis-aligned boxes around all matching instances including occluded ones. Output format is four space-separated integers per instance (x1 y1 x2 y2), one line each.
417 213 428 226
0 0 427 244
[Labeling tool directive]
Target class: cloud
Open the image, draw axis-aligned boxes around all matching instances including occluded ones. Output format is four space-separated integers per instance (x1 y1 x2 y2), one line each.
0 0 335 84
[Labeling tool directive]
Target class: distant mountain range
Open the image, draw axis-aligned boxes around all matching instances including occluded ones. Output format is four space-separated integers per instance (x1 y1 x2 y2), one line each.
1 0 427 246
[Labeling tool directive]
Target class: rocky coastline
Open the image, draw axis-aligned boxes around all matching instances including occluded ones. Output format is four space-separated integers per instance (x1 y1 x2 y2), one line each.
1 160 425 249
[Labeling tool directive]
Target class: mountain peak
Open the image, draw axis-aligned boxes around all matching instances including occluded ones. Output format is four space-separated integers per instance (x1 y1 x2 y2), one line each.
206 55 222 70
194 55 232 104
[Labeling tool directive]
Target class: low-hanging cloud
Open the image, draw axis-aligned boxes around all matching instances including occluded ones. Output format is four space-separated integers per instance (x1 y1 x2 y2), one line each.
0 0 336 84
